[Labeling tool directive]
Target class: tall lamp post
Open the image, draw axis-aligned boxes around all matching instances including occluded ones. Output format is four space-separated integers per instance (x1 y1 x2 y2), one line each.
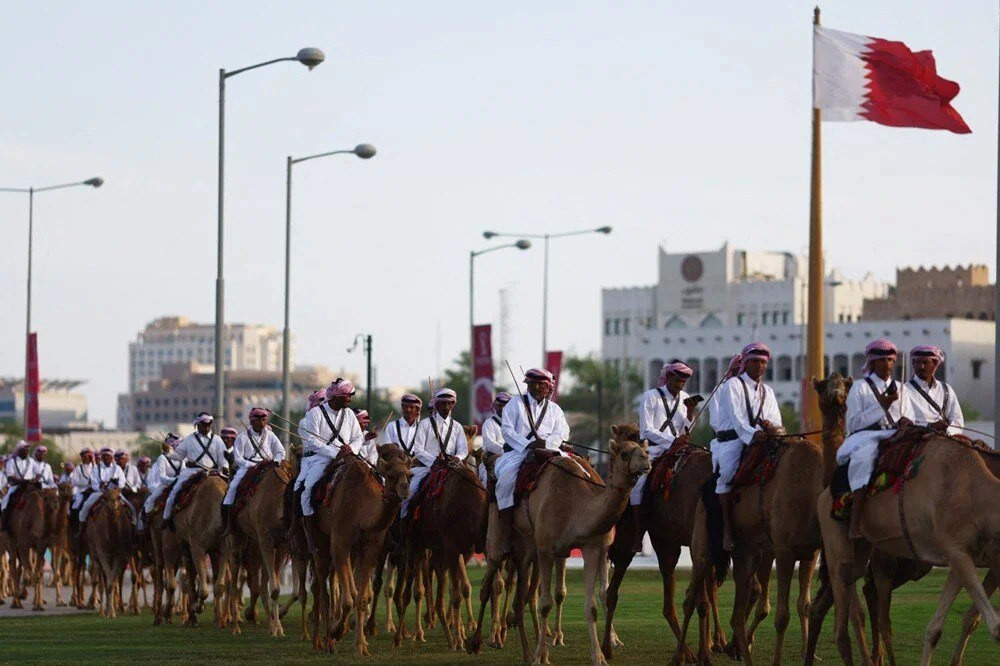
279 144 376 443
347 334 374 414
469 240 531 423
1 177 104 433
483 226 612 362
215 47 325 423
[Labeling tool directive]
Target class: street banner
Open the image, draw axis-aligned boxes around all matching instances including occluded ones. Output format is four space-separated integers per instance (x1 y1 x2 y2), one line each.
545 350 564 402
472 324 494 428
26 332 41 442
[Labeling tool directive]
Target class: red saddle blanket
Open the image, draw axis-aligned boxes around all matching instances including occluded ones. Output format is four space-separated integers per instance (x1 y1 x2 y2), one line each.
172 472 206 515
150 481 175 515
233 461 287 516
408 461 452 528
514 449 600 503
830 426 933 521
644 443 706 505
731 439 787 488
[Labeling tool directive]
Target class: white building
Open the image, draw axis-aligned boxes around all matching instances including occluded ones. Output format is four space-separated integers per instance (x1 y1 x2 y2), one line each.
126 316 289 393
0 378 89 431
601 245 995 419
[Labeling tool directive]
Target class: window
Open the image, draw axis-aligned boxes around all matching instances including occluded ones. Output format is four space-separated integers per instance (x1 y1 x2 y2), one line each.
737 313 745 326
604 319 612 336
623 319 630 335
613 319 621 334
782 311 789 325
972 359 984 380
762 312 769 325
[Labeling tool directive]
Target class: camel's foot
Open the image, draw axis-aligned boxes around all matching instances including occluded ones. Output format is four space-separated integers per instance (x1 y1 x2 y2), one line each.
153 615 163 626
385 619 396 634
356 642 371 657
553 629 565 646
465 634 483 654
244 607 258 625
724 641 742 661
415 628 426 643
11 600 23 610
56 601 67 607
232 623 243 637
32 604 45 612
600 640 613 661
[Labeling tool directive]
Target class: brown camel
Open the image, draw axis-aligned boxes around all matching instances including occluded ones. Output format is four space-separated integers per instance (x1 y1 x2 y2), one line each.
84 486 133 618
172 472 230 628
6 481 54 611
148 504 184 625
602 423 730 661
394 438 489 651
122 487 150 615
47 481 75 607
674 373 851 665
808 429 1000 665
229 457 295 637
468 431 650 665
312 446 412 656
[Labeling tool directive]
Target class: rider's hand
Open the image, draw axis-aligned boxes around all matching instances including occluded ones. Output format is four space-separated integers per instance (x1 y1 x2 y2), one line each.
878 391 899 408
929 419 949 433
751 430 767 444
675 433 691 447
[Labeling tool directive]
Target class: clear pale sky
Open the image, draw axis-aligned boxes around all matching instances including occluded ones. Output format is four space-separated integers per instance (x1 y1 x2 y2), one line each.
1 1 996 425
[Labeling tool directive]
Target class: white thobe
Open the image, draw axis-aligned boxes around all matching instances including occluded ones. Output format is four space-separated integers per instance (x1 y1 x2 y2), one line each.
33 460 57 489
143 452 184 515
494 395 571 510
836 374 902 492
70 463 95 509
631 387 692 505
379 417 420 455
164 431 228 519
709 373 781 494
401 412 469 517
223 427 285 505
296 405 364 516
80 462 129 523
479 415 505 484
1 456 38 511
901 376 964 436
120 463 143 493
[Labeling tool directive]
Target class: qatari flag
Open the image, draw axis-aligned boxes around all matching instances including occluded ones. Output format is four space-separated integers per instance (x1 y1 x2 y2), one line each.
813 25 970 134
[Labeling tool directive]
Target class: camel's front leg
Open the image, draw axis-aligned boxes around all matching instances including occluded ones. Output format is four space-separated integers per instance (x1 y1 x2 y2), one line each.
771 551 796 665
796 552 818 661
552 557 567 647
949 569 997 665
921 569 963 666
581 545 608 666
532 550 556 665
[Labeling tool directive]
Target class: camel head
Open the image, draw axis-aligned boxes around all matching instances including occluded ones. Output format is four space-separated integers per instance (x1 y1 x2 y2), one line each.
376 444 413 502
465 446 485 468
607 436 650 487
813 373 853 419
58 481 74 502
609 423 640 443
103 486 123 513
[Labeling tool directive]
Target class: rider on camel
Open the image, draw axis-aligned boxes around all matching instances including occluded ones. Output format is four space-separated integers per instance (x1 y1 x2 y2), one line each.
400 388 469 520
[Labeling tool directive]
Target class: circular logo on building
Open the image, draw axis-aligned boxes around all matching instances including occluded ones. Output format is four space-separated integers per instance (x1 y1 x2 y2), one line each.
681 255 703 283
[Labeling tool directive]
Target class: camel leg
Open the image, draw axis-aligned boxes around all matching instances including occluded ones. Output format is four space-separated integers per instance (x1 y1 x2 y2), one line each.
33 547 47 612
353 543 378 657
672 554 710 665
921 568 964 666
729 549 757 665
947 550 1000 641
771 550 796 665
384 559 397 634
464 554 501 654
412 551 428 642
865 559 896 666
365 544 389 637
510 555 536 664
460 556 475 632
393 552 415 646
601 550 631 659
431 557 455 648
582 544 609 666
527 562 543 641
746 554 773 647
255 537 283 637
451 557 468 648
533 550 556 665
949 569 997 665
708 567 728 653
552 557 567 647
489 564 504 647
797 552 819 662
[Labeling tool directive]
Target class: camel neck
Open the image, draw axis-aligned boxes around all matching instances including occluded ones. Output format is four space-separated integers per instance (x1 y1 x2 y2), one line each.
578 477 631 537
820 403 847 487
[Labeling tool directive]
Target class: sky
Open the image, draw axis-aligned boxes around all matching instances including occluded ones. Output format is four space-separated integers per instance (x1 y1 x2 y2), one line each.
0 1 996 425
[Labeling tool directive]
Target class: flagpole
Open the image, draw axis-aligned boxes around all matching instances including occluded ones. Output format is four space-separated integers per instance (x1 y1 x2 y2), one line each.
994 20 999 449
804 6 824 436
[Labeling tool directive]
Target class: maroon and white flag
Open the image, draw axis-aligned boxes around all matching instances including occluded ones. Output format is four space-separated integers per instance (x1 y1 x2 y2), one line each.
25 333 42 443
472 324 495 429
813 25 970 134
545 351 563 402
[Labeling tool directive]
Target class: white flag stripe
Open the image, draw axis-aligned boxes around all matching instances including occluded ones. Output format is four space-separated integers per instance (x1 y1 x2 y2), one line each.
813 25 872 122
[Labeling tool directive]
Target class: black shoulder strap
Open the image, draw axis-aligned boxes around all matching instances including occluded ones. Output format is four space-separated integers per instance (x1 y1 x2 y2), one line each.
430 415 456 456
319 406 346 446
908 378 951 423
738 378 764 427
166 456 181 475
245 429 266 460
492 415 502 426
521 395 549 441
396 419 417 454
655 387 681 435
864 377 898 428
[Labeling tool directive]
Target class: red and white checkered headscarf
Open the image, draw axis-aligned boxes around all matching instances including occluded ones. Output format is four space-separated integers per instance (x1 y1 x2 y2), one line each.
657 361 693 387
738 342 771 374
909 345 944 364
307 390 326 409
326 379 356 400
864 338 898 372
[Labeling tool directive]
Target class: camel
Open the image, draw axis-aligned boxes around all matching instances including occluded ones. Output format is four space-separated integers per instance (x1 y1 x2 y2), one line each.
148 505 184 625
229 457 295 637
807 429 1000 665
673 373 851 665
84 486 134 618
6 481 55 611
120 486 151 615
467 429 650 666
311 445 412 655
602 423 731 661
47 481 74 607
172 472 230 628
393 436 488 651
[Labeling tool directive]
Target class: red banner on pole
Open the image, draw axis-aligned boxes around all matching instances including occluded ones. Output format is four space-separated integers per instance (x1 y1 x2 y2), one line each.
25 332 42 442
472 325 495 428
545 350 563 402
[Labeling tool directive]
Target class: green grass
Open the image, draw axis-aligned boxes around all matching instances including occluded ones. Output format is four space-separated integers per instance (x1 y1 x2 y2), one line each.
2 568 996 664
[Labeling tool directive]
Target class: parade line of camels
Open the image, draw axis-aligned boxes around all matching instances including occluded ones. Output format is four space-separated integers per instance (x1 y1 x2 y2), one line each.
1 374 998 665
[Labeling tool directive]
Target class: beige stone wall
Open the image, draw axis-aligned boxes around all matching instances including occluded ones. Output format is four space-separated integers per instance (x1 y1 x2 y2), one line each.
863 265 995 321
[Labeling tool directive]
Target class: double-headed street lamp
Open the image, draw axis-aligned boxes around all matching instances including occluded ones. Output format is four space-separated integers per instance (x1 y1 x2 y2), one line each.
469 240 531 423
215 47 325 422
279 144 376 442
483 226 612 362
1 177 104 434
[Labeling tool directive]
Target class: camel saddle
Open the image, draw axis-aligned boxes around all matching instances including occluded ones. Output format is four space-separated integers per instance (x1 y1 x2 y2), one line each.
316 454 382 509
642 443 707 505
830 425 933 521
7 481 40 512
408 460 452 528
149 481 176 515
172 472 206 515
232 461 288 516
513 448 592 504
730 438 788 489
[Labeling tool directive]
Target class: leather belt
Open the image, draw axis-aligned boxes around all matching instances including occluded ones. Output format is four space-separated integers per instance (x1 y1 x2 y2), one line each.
185 461 204 469
715 429 739 443
303 451 317 458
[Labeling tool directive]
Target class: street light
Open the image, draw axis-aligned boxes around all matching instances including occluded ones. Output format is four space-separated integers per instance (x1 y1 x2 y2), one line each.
469 240 532 423
279 144 376 443
0 176 104 434
482 226 612 362
347 334 374 415
214 48 325 424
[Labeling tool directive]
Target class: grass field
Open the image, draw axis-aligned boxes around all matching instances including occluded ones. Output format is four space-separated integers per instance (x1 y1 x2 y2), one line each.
2 568 996 664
